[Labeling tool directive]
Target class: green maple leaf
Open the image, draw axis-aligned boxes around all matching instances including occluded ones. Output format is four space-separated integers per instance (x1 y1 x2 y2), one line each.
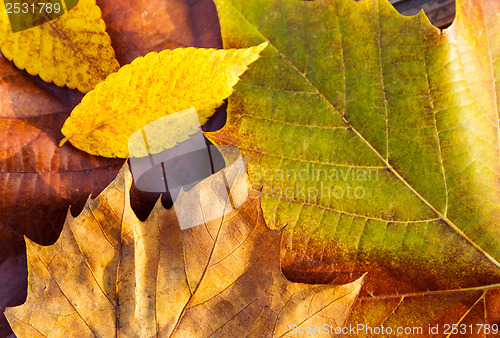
209 0 500 293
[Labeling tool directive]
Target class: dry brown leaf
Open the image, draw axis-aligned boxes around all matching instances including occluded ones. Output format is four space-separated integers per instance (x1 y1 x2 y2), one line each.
346 284 500 337
0 51 123 289
5 163 364 337
98 0 222 65
0 0 222 335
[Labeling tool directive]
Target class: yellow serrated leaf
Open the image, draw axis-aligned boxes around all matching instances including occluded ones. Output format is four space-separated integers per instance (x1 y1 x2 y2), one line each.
60 41 268 158
0 0 119 92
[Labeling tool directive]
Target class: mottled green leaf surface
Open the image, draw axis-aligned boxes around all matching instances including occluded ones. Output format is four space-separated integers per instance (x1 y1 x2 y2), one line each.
209 0 500 292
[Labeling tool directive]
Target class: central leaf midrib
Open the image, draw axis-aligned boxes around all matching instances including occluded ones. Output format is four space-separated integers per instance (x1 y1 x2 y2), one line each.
224 0 500 269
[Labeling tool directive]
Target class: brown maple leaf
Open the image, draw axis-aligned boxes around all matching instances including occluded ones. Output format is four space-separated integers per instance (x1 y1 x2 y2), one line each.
5 163 364 337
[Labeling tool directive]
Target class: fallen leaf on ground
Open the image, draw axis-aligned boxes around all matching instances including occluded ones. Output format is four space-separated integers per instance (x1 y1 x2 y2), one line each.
60 42 268 158
346 282 500 337
0 52 123 260
98 0 223 64
0 51 124 333
210 0 500 292
344 2 500 329
0 0 119 92
210 0 500 333
5 163 364 337
0 0 222 335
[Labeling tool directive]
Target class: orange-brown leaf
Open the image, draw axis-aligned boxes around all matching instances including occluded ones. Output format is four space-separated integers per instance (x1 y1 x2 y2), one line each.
5 163 364 337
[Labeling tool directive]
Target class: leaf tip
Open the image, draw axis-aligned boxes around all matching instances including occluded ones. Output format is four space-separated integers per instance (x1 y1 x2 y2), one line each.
256 40 269 54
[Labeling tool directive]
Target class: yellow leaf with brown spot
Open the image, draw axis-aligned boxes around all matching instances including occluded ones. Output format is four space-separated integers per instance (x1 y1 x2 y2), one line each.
60 42 268 158
0 0 119 92
4 162 364 337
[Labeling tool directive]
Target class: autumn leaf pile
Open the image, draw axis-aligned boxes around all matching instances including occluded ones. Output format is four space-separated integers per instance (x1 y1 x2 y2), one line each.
2 0 500 337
